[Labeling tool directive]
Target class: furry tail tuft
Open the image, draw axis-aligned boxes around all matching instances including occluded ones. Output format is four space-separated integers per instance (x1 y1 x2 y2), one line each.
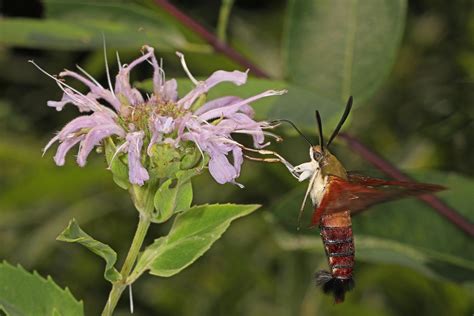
315 270 355 303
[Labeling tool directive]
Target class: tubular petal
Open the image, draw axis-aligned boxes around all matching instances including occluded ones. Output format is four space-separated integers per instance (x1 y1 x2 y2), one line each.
77 124 125 166
126 132 149 186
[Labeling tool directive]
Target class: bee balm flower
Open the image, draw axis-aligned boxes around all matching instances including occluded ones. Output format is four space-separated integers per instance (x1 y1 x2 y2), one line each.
34 46 285 187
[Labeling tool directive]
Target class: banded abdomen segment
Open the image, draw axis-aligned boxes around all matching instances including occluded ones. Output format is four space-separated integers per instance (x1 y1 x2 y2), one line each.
315 211 355 303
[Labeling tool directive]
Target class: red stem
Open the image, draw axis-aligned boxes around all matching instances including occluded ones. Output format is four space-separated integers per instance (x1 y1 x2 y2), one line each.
152 0 473 237
339 133 474 237
152 0 269 78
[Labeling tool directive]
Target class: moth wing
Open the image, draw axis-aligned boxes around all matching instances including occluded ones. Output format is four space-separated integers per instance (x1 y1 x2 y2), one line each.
311 174 445 226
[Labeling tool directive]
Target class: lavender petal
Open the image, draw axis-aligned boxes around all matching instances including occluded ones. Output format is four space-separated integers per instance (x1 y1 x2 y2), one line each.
178 70 248 109
198 90 284 121
162 79 178 102
60 70 121 111
114 47 154 106
53 135 85 166
126 131 149 186
208 151 238 184
56 112 116 141
77 124 125 166
194 96 254 118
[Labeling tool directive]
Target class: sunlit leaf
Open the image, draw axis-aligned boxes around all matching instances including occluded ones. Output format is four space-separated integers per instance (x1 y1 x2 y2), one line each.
57 219 121 283
131 204 260 279
0 261 83 316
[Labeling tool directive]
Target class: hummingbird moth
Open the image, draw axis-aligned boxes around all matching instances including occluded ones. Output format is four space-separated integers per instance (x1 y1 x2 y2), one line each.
246 96 445 303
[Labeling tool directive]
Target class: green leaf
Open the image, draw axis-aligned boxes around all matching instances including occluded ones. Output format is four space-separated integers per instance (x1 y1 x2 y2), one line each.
0 0 208 51
149 144 181 179
57 219 121 283
270 171 474 284
131 204 260 279
0 261 83 316
280 0 407 124
104 138 130 190
152 169 200 223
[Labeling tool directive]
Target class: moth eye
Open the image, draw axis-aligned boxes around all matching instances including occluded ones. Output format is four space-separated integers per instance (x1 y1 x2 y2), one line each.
312 151 322 161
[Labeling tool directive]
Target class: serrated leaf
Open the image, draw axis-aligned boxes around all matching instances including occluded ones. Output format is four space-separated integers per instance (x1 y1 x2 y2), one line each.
280 0 406 126
270 171 474 283
57 219 121 283
131 204 260 279
0 261 83 316
104 138 129 190
152 169 200 223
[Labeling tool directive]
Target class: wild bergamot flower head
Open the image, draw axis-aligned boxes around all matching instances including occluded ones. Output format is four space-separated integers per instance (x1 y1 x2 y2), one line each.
33 46 286 187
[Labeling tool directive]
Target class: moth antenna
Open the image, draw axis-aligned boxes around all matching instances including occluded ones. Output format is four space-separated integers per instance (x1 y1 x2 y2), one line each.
327 96 353 148
315 110 324 152
271 119 313 147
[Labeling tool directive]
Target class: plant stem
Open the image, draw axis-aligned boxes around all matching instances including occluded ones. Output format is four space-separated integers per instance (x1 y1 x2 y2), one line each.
217 0 235 43
102 213 151 316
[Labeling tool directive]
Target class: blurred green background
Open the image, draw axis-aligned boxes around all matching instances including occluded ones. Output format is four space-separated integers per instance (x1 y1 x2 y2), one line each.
0 0 473 315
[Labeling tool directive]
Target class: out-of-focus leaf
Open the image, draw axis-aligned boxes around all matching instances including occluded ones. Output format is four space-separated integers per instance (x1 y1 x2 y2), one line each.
0 261 83 316
13 193 119 267
280 0 407 125
57 219 121 283
0 138 113 211
131 204 260 279
270 171 474 284
0 0 209 52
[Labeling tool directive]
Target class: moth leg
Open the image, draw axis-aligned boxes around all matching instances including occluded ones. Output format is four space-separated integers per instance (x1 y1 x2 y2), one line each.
297 169 319 229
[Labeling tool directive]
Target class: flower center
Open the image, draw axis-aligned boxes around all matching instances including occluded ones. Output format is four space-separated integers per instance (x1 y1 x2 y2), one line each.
119 99 188 133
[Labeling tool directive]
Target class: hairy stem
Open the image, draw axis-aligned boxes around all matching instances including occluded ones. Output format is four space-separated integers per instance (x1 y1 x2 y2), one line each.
102 213 151 316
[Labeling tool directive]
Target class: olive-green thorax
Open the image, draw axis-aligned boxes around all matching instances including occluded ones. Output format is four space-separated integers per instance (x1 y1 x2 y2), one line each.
311 146 347 180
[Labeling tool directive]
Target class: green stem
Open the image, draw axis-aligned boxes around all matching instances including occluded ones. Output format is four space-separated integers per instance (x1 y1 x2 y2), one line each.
102 213 151 316
217 0 235 43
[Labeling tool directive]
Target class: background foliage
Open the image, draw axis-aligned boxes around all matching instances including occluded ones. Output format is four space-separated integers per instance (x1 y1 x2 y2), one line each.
0 0 473 315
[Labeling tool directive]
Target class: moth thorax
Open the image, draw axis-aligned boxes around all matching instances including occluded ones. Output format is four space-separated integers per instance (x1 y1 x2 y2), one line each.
310 172 327 206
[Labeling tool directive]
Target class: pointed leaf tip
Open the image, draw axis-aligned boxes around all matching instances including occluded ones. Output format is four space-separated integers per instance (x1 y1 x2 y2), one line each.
131 203 260 279
57 219 121 283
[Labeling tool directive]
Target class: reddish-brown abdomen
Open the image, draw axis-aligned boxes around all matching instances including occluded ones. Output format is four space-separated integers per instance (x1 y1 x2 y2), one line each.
320 211 354 280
